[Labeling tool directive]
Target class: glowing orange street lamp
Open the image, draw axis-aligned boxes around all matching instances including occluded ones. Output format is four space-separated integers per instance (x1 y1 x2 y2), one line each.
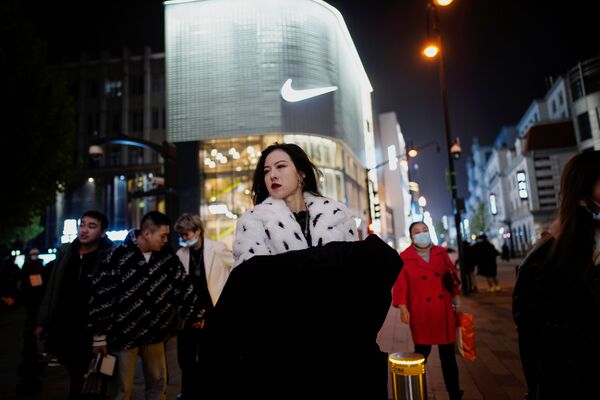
422 42 439 58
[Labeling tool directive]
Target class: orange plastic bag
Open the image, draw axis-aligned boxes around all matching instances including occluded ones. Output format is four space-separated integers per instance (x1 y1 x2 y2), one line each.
455 312 476 361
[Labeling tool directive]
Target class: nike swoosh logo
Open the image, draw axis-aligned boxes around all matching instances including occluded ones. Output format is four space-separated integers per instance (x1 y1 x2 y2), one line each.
280 79 338 102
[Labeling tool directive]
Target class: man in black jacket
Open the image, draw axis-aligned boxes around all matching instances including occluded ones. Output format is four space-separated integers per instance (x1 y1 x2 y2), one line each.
89 211 203 400
35 210 113 400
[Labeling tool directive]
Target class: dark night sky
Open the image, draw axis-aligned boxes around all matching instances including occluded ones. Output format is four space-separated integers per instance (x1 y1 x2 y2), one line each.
25 0 600 218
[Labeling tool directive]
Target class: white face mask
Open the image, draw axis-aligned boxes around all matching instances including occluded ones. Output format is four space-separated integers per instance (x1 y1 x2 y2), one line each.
413 232 432 248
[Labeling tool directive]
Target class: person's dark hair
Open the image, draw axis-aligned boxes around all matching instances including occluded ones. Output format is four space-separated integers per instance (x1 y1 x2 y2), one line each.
81 210 109 230
549 151 600 289
251 143 323 205
408 221 427 238
141 211 171 233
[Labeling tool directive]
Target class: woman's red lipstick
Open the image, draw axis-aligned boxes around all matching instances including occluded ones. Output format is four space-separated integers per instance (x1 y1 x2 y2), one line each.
271 183 281 189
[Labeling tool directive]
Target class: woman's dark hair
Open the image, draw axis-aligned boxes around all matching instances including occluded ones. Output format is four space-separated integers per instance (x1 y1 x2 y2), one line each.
549 150 600 286
252 143 322 205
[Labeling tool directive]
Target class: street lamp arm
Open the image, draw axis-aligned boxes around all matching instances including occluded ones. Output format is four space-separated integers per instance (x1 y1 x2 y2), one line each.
90 133 173 159
367 151 408 172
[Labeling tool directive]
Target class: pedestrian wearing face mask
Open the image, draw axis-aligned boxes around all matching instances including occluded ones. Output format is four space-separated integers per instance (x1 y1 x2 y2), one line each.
173 213 233 400
392 221 463 400
513 151 600 399
89 211 205 400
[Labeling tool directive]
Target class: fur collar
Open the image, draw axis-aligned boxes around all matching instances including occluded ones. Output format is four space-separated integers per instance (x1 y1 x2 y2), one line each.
233 192 356 266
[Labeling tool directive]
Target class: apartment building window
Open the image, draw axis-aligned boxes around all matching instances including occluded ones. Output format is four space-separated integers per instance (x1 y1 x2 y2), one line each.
105 80 123 97
130 76 144 96
516 171 529 199
489 193 498 215
129 110 144 132
152 108 159 130
577 112 592 141
559 92 564 105
151 75 164 94
112 112 122 133
88 80 98 98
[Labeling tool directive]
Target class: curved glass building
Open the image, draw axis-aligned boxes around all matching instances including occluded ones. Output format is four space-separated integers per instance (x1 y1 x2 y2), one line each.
165 0 376 244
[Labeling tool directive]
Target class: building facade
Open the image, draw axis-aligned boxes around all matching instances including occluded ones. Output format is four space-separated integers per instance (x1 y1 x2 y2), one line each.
467 76 578 255
377 112 412 248
569 55 600 151
45 48 169 245
164 0 376 245
42 0 381 248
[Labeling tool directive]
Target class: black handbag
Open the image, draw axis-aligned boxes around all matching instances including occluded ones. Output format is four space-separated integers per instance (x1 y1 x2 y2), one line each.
82 353 105 399
443 269 461 292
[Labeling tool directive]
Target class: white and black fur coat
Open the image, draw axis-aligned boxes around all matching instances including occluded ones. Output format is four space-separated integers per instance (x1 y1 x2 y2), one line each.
233 192 357 266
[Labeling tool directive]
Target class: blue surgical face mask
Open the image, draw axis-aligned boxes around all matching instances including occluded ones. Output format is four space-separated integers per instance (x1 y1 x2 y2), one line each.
179 236 199 248
413 232 432 248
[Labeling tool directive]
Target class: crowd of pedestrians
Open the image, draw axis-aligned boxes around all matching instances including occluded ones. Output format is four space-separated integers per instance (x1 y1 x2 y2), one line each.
2 145 598 400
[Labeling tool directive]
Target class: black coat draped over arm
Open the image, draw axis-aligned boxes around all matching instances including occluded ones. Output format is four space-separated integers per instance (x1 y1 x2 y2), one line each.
205 234 403 399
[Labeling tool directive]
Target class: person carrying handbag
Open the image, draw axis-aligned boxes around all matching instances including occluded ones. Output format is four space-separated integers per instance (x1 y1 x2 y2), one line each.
392 221 464 400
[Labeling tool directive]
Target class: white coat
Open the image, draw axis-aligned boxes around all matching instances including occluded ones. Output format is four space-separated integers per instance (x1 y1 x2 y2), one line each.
233 192 357 266
176 238 234 306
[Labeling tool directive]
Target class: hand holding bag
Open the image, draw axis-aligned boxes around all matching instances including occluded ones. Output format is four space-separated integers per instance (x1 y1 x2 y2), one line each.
443 268 461 293
82 353 106 399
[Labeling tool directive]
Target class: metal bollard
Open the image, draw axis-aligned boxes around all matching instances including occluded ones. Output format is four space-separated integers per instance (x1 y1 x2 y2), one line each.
389 352 427 400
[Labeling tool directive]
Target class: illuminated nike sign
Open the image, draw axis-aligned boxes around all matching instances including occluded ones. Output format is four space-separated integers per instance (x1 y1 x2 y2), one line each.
280 79 338 102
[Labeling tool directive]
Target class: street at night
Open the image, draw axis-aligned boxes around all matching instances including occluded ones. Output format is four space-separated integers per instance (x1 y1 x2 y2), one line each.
1 0 599 399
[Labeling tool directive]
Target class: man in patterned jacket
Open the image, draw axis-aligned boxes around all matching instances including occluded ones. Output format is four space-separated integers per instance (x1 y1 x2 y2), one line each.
89 211 204 400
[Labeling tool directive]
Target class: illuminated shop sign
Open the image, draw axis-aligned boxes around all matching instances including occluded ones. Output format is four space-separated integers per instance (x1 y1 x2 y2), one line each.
489 193 498 215
516 171 528 199
280 79 338 102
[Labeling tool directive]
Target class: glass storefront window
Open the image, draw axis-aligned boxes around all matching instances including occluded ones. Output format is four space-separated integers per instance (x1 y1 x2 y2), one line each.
199 134 362 246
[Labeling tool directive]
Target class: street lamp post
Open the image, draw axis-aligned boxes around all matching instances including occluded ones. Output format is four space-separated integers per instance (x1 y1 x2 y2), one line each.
424 0 469 295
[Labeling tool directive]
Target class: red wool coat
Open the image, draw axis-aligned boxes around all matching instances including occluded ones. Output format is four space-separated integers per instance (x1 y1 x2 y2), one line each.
392 245 459 345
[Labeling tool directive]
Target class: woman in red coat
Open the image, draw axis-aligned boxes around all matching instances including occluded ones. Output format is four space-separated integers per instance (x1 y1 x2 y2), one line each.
393 221 463 400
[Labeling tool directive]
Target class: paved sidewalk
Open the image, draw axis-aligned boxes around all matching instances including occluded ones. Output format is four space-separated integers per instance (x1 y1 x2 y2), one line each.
378 259 527 400
0 306 182 400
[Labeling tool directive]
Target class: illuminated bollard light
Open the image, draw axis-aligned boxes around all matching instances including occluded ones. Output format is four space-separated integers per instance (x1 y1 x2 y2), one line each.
389 352 427 400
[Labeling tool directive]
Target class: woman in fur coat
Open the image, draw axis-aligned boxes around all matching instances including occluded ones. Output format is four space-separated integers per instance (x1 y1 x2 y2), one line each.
233 143 357 266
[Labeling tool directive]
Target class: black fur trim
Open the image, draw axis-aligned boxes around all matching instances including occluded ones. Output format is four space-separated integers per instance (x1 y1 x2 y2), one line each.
312 213 322 227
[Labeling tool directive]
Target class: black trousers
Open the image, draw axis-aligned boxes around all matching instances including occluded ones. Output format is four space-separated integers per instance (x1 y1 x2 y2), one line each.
414 343 461 398
177 326 209 397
